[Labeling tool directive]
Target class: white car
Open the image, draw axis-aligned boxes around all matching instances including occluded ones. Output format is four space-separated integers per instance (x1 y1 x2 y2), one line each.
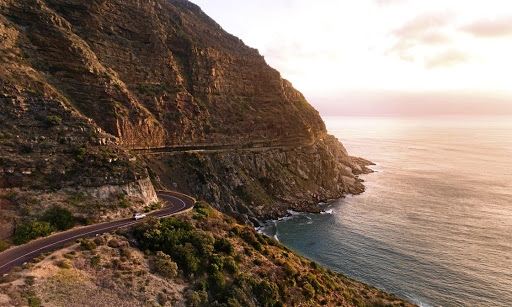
132 213 146 220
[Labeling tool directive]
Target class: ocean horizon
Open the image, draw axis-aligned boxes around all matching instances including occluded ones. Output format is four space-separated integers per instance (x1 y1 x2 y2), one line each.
260 115 512 306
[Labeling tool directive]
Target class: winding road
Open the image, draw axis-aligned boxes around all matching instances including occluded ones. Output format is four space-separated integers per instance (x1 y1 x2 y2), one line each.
0 191 195 276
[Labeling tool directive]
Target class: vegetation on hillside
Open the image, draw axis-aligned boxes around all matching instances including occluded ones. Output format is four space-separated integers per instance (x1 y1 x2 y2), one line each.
127 202 411 307
0 203 413 307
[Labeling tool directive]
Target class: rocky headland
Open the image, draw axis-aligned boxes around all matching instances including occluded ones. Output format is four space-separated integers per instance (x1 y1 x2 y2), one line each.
0 0 372 228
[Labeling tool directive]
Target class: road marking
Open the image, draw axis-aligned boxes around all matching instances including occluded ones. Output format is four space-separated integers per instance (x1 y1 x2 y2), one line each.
0 193 191 272
0 224 120 270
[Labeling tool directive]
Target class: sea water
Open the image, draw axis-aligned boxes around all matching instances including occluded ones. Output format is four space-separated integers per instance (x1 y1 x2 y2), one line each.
259 116 512 307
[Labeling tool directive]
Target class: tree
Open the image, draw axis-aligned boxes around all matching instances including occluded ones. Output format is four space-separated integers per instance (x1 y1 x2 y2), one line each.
40 206 75 231
154 251 178 278
13 221 55 244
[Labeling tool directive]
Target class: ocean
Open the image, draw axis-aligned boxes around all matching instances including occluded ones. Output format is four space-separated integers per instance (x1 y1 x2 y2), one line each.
259 116 512 306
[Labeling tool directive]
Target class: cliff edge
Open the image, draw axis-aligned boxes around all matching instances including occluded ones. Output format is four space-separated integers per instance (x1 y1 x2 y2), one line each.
0 0 371 227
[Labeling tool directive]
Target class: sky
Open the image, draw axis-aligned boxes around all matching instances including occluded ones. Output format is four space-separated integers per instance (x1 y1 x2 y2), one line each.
189 0 512 116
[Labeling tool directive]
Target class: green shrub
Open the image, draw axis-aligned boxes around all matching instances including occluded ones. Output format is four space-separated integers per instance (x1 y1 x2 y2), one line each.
24 276 35 286
68 192 86 205
195 207 209 217
119 198 130 208
224 256 239 274
79 239 97 250
93 236 105 246
120 247 132 259
283 261 298 276
207 270 226 293
0 240 10 252
45 115 62 126
55 259 71 269
303 282 315 300
209 255 223 271
131 217 218 276
154 251 178 278
214 238 234 255
256 280 280 306
91 255 101 266
13 221 55 244
73 146 87 159
27 296 42 307
148 201 162 211
40 205 75 231
185 290 208 307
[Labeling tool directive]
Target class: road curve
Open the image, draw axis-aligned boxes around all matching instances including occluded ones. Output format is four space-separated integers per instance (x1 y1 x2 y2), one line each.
0 191 195 276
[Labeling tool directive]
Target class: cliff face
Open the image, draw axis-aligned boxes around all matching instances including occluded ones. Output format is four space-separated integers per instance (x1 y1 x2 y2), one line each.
0 0 326 148
0 0 370 226
144 135 370 224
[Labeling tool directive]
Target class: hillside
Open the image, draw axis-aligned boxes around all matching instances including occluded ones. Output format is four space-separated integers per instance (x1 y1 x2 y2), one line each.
0 0 372 228
0 204 413 307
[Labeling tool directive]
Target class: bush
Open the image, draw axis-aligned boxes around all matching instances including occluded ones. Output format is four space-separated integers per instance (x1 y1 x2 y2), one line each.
0 240 10 252
91 255 101 267
185 290 208 307
154 251 178 278
107 239 120 248
120 247 132 259
27 296 42 307
283 261 298 276
214 238 234 255
207 270 226 293
303 282 315 300
55 259 71 269
24 276 35 286
93 236 105 246
13 221 55 244
68 192 86 205
79 239 97 250
40 206 75 231
45 115 62 126
256 280 280 306
224 257 239 275
195 207 209 218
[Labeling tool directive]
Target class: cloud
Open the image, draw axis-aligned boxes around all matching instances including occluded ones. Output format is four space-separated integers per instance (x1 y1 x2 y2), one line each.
418 32 452 45
374 0 407 6
386 12 455 63
461 15 512 38
425 49 472 69
392 11 453 39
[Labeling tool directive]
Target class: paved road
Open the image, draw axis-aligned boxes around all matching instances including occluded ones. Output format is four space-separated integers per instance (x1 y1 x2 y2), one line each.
130 137 315 155
0 191 194 276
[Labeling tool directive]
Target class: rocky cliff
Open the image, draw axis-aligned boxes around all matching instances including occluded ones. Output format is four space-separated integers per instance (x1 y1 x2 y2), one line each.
0 0 371 227
144 136 370 224
0 0 326 148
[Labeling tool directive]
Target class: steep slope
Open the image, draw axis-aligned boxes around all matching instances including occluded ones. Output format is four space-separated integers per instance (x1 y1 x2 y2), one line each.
0 8 157 239
0 0 370 227
0 204 413 307
1 0 325 148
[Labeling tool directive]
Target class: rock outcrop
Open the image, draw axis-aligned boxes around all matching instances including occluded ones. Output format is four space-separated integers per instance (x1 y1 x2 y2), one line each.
0 0 371 225
0 0 325 148
144 135 372 224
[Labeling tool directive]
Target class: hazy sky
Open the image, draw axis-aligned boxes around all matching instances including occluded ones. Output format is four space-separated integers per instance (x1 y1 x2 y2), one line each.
189 0 512 116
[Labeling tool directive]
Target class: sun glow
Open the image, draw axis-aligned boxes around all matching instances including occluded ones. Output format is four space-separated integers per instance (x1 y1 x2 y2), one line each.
191 0 512 115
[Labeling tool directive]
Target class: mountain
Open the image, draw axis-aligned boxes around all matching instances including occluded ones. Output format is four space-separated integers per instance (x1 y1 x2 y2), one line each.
0 204 413 307
0 0 371 229
0 1 413 306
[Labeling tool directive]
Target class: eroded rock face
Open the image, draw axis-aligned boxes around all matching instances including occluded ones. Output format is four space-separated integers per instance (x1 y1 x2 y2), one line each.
144 135 372 224
0 0 326 148
0 0 371 225
83 177 157 206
